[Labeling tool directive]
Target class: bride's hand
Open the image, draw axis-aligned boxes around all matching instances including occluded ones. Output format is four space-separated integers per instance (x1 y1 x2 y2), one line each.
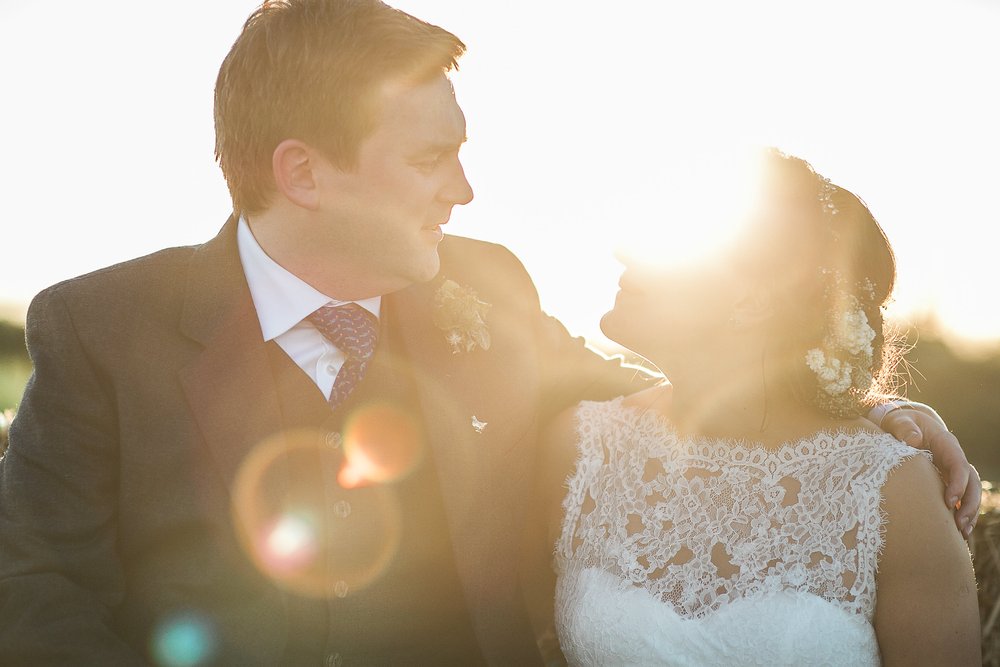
881 408 980 538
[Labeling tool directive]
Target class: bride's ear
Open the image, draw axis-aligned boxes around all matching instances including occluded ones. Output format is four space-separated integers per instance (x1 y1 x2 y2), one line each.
730 282 775 331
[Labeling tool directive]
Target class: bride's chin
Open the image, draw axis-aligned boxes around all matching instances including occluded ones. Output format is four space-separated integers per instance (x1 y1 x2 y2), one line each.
599 309 617 338
600 310 632 349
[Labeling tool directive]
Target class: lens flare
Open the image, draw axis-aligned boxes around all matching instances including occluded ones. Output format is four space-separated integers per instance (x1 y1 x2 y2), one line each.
232 429 403 598
323 483 402 594
150 612 215 667
260 511 318 574
338 403 423 489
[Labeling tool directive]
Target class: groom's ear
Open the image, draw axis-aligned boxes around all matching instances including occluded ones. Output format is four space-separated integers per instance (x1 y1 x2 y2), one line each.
731 281 775 331
272 139 322 211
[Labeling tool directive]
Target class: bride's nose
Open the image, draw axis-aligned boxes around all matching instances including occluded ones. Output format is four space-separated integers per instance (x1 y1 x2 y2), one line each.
614 247 640 266
614 246 661 272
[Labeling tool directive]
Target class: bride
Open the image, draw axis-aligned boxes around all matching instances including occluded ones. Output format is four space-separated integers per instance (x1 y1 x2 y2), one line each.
536 149 980 665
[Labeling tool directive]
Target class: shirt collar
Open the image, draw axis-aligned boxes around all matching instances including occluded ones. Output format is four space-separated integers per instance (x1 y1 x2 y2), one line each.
237 217 381 342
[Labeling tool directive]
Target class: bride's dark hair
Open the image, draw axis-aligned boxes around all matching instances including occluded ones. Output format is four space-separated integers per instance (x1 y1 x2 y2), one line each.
741 149 899 417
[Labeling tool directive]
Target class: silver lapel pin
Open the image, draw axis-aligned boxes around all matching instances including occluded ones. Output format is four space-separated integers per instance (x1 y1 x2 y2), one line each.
471 415 488 434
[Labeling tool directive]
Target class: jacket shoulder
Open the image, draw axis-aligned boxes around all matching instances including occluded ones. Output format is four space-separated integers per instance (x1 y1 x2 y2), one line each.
438 235 535 291
29 245 199 314
24 245 209 352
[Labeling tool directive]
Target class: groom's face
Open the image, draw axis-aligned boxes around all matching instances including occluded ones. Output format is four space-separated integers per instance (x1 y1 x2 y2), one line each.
312 74 474 291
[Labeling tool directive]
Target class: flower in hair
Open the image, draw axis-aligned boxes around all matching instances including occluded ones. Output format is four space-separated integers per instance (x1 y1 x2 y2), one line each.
818 176 839 217
804 279 878 416
433 279 491 354
805 349 854 396
829 306 876 358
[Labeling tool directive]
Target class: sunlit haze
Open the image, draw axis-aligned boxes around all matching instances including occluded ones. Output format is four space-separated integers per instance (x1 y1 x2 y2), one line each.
1 0 998 348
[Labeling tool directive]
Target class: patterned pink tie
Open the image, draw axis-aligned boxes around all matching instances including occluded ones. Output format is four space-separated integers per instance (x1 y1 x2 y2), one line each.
307 303 379 408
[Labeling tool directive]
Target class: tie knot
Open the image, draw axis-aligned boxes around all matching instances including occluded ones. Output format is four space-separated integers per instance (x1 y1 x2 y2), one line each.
307 302 379 361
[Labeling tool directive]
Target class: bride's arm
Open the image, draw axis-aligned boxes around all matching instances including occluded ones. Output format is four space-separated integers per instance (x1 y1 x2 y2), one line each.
874 454 980 665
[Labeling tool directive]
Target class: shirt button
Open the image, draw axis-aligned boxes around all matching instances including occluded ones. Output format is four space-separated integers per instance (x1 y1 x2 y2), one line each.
325 653 343 667
333 500 351 518
333 580 349 598
325 431 342 448
326 363 338 375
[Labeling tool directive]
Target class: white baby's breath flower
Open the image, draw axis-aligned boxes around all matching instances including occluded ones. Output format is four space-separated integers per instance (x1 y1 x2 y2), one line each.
805 348 826 372
0 409 14 458
830 304 875 358
826 361 853 395
804 349 854 396
804 286 877 413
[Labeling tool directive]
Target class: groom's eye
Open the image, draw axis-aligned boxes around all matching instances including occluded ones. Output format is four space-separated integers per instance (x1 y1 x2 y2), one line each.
413 155 443 173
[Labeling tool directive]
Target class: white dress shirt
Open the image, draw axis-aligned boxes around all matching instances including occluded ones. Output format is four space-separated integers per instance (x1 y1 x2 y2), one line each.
237 218 381 400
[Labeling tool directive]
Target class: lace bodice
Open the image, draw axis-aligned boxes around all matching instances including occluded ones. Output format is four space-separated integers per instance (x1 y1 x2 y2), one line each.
555 397 927 666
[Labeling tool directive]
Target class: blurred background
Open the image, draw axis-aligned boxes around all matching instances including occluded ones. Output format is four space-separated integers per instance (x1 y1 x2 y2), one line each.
1 0 998 475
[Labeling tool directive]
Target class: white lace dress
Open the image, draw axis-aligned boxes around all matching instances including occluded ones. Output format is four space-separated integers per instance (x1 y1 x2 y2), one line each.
555 398 928 666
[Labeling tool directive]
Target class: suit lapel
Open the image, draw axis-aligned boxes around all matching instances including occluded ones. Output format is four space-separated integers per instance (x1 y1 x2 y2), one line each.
386 277 498 534
388 272 543 664
177 218 288 494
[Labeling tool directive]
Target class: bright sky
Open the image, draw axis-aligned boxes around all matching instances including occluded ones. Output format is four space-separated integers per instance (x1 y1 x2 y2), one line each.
2 0 998 348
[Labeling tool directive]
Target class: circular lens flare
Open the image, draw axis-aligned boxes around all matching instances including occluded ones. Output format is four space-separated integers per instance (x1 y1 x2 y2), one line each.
150 612 216 667
232 429 403 598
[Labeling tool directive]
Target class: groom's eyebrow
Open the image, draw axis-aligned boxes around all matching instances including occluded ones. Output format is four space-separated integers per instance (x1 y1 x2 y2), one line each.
434 135 469 150
413 136 468 156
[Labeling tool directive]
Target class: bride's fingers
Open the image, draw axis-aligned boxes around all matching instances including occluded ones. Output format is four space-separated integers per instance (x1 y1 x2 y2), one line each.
957 465 981 539
901 412 973 510
930 430 971 513
925 426 970 513
880 410 922 447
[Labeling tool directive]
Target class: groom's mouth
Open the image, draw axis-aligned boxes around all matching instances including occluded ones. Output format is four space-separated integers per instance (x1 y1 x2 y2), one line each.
423 215 449 231
422 221 447 241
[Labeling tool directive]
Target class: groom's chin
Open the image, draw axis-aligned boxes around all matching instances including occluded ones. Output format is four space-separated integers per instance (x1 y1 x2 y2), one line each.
407 250 442 285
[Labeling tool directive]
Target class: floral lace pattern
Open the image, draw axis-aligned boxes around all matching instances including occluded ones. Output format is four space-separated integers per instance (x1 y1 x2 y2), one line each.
555 398 926 665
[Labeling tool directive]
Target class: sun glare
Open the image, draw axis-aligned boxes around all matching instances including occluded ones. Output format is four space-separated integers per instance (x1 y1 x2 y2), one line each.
615 149 767 270
0 0 997 350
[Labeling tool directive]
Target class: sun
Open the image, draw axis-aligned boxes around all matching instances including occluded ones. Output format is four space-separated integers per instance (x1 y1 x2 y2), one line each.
614 148 768 270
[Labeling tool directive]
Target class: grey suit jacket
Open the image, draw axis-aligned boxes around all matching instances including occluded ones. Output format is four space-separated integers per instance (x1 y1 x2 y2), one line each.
0 218 642 665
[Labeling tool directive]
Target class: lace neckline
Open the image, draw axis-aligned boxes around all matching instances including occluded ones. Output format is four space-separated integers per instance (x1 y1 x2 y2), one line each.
604 394 895 459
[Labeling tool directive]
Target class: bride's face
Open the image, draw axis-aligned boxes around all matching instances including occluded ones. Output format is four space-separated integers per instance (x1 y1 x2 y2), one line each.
601 250 743 371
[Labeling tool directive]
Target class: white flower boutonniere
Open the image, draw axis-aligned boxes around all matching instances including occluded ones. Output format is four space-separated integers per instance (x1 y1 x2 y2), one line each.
0 409 13 458
433 279 492 354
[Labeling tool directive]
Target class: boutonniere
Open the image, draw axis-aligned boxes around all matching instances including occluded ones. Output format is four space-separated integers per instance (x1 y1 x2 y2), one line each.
433 279 492 354
0 409 13 457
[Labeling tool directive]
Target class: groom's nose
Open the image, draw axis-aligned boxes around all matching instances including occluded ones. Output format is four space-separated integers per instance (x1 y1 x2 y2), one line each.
439 158 474 206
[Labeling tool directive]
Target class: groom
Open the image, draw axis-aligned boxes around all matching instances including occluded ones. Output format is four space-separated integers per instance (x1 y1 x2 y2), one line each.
0 1 977 665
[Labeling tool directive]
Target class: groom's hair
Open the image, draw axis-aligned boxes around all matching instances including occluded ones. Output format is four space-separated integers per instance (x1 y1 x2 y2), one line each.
214 0 465 217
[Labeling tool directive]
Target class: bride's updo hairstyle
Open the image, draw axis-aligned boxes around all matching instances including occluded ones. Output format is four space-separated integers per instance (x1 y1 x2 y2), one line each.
738 149 897 418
